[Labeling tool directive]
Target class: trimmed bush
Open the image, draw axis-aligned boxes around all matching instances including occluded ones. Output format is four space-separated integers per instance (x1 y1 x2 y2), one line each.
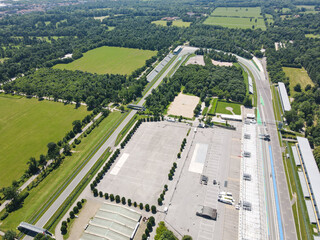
139 203 143 210
110 194 115 201
151 205 157 214
145 204 150 212
73 206 79 214
70 211 75 219
115 195 120 203
104 193 109 199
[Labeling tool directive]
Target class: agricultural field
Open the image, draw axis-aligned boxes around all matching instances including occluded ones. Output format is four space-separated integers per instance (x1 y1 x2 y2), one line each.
283 67 314 94
0 94 89 189
204 7 267 30
152 20 191 27
204 16 266 30
216 100 242 115
211 7 262 18
53 46 157 75
0 111 122 232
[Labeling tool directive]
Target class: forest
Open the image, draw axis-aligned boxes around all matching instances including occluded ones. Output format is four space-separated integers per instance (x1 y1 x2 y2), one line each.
145 56 246 114
3 68 147 108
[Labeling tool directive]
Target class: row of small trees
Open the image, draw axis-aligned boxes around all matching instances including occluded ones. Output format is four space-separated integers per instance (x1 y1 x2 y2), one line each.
94 191 157 214
90 149 121 191
142 216 155 240
168 162 177 180
177 138 187 159
120 119 143 148
157 184 168 206
61 199 85 235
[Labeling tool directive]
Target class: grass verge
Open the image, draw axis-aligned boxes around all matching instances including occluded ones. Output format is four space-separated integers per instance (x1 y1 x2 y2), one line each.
46 149 112 233
114 114 138 146
208 98 218 115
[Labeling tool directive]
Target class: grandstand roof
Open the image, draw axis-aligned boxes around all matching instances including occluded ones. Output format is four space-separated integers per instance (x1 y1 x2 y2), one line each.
278 82 291 112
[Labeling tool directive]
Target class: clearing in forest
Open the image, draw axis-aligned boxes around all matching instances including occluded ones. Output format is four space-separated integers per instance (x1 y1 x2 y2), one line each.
185 55 205 66
204 7 267 30
152 20 191 27
53 46 157 75
210 7 262 18
0 94 88 188
167 93 200 119
283 67 314 94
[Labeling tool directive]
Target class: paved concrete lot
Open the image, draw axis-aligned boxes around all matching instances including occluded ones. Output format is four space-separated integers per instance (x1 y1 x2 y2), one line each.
97 121 188 204
165 123 242 240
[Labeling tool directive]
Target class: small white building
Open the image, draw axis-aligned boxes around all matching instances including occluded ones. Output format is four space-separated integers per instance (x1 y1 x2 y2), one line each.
278 82 291 112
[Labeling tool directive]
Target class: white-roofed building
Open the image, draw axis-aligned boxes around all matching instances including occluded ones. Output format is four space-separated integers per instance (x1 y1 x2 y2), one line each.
296 137 320 230
278 82 291 112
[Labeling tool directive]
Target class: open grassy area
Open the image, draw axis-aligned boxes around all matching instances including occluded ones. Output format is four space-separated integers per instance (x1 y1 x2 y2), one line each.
211 7 262 18
0 94 89 188
0 58 8 63
0 111 122 232
208 98 218 115
94 15 109 21
283 67 314 95
53 46 157 75
215 100 242 115
152 20 191 27
305 34 320 38
203 16 266 30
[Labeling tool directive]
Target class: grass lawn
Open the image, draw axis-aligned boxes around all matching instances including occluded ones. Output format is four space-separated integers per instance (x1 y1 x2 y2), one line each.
211 7 262 18
36 36 62 43
216 100 242 115
0 94 89 189
152 20 191 27
0 58 8 63
53 46 157 75
94 15 109 21
203 16 266 30
283 67 314 95
0 111 122 232
305 34 320 38
208 98 218 115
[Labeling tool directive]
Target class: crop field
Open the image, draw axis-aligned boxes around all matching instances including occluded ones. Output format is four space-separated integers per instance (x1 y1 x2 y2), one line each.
0 111 122 232
211 7 262 18
204 16 266 30
216 100 242 115
152 20 191 27
0 94 88 188
53 46 157 75
283 67 314 94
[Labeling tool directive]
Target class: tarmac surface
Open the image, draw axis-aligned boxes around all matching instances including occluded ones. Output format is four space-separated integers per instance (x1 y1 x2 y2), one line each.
238 56 297 240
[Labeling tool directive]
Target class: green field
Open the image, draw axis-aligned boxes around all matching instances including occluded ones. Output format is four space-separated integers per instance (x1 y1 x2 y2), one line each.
94 15 109 21
283 67 314 94
152 20 191 27
0 94 89 188
204 16 266 30
0 111 122 232
305 34 320 38
216 101 242 115
53 46 157 75
0 58 8 63
208 98 218 115
211 7 262 18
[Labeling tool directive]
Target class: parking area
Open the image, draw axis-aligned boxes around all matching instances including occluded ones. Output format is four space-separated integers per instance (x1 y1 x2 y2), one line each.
164 123 242 240
97 121 189 204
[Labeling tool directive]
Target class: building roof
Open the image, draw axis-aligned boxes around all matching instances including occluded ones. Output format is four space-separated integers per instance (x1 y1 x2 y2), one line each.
198 206 217 219
298 171 310 198
81 203 141 240
278 82 291 112
306 200 317 224
297 137 320 217
291 146 301 166
220 114 242 121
